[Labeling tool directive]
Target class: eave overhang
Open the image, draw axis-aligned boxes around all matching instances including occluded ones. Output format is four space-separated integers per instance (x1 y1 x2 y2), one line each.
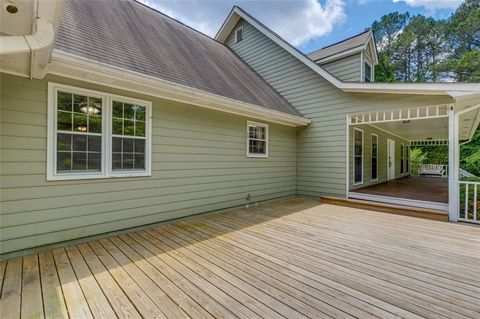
47 50 310 127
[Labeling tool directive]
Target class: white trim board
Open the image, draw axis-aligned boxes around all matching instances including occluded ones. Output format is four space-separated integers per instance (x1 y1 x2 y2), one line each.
348 192 449 212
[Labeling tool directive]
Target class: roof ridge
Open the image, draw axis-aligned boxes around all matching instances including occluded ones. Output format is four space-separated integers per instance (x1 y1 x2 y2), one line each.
308 29 371 55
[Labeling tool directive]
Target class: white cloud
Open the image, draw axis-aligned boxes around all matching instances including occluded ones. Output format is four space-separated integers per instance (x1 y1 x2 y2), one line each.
392 0 462 10
139 0 346 47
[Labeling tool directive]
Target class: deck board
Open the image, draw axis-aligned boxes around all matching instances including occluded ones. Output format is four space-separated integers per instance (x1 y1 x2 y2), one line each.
1 198 479 319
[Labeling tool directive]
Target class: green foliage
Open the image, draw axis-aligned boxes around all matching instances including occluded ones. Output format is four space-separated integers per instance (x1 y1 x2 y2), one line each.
409 148 427 175
460 127 480 176
371 0 480 82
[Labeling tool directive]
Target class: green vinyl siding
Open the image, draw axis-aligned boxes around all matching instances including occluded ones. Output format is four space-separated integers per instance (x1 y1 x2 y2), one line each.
0 73 297 254
349 125 409 190
226 19 453 198
320 53 362 82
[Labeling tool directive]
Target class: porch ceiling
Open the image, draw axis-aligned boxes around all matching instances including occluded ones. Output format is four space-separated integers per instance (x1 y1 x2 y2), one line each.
372 117 448 141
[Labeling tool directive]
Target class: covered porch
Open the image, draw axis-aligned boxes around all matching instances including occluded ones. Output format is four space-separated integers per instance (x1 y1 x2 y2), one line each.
347 101 480 223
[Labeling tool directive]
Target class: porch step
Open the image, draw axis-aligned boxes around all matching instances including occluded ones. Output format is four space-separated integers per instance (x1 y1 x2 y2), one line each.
320 196 449 221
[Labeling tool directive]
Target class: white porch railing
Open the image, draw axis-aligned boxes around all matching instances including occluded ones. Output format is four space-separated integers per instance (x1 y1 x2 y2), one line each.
458 181 480 224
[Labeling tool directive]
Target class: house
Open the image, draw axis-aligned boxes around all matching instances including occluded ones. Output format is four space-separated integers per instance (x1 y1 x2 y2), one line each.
1 0 479 258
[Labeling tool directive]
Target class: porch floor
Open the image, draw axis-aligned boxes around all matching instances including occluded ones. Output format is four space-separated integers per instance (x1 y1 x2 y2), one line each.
1 198 479 319
354 176 449 203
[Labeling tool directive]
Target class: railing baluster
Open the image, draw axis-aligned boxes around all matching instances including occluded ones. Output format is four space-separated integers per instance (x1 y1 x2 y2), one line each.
474 184 478 221
465 184 469 219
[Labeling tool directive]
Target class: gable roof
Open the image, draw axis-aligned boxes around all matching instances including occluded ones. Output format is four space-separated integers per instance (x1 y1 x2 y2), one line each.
216 6 479 98
307 30 377 64
54 0 302 118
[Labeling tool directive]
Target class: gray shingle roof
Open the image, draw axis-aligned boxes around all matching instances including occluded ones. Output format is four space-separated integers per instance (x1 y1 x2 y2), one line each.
307 30 371 62
55 0 302 117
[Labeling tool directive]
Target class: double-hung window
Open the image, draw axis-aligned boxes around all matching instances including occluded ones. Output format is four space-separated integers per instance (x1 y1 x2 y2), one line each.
247 121 268 157
354 128 364 184
371 134 378 181
48 83 151 180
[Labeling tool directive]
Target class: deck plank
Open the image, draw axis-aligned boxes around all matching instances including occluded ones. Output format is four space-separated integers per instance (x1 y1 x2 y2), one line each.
38 251 69 319
21 255 43 319
0 258 22 319
76 243 142 319
64 246 117 318
1 198 479 319
51 248 93 319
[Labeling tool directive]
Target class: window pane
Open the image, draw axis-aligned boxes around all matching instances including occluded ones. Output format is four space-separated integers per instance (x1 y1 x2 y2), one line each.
372 160 377 180
88 97 102 115
87 153 101 171
112 153 122 170
57 111 72 131
354 157 362 182
89 115 102 133
134 154 145 169
122 153 134 169
57 152 71 171
124 120 135 136
112 118 123 135
73 94 88 113
134 139 145 153
123 138 134 153
73 114 88 132
88 136 101 152
73 135 87 152
135 121 145 137
249 139 266 154
72 152 87 170
124 103 135 120
57 92 72 111
112 101 123 118
135 106 146 121
112 137 122 152
57 133 71 151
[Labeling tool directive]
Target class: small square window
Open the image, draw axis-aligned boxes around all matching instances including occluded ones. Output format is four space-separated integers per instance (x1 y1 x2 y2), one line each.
235 26 244 43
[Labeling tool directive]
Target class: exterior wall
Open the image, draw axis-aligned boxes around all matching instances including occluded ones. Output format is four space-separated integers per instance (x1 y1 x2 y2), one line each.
0 73 297 254
349 124 410 190
362 41 375 82
225 19 453 198
320 53 362 82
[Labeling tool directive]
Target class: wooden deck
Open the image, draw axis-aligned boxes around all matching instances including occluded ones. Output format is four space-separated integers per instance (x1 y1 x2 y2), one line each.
1 198 479 319
354 176 449 203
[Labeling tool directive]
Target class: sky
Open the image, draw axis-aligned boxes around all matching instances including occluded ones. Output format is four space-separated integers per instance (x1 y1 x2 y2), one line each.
140 0 463 53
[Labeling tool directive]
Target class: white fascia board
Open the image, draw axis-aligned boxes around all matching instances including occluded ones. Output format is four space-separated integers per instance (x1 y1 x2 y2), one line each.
341 83 480 96
48 50 310 127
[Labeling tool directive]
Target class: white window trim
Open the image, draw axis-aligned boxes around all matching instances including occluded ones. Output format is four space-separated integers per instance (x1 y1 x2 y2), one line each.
234 25 244 43
246 120 268 158
400 143 405 175
371 133 378 182
353 127 364 185
47 82 152 181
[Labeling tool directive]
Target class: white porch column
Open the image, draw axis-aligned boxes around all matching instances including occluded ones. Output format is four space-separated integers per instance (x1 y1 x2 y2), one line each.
448 106 459 221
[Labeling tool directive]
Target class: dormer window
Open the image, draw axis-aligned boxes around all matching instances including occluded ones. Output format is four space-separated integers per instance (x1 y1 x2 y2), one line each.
235 26 244 43
364 61 372 82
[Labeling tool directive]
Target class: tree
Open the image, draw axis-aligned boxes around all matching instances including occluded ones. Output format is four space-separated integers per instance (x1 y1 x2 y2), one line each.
460 127 480 176
370 0 480 83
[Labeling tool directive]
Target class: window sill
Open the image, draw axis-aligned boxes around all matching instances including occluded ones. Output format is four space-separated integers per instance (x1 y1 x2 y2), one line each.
47 172 151 181
246 154 269 158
